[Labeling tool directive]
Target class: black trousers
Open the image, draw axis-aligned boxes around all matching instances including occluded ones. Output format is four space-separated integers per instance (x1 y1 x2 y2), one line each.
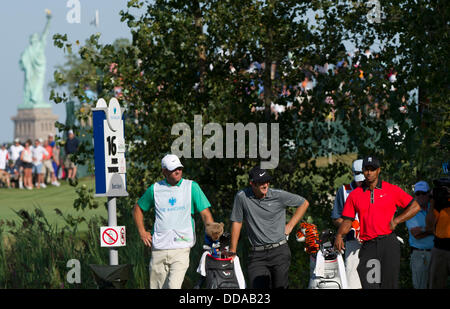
247 243 291 289
357 233 401 289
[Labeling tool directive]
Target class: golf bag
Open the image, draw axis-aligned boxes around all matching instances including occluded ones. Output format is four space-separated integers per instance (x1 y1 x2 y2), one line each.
308 229 348 289
195 232 246 289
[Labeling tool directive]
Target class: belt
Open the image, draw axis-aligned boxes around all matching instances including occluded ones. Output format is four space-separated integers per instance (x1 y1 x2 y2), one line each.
363 233 392 243
251 239 287 251
411 247 431 252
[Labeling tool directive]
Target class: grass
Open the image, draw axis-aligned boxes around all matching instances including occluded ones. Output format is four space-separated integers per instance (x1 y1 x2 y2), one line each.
0 176 141 288
0 176 107 232
313 152 357 167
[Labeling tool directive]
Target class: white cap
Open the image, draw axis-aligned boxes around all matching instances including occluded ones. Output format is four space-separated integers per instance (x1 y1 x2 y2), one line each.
68 129 74 135
352 159 365 182
414 181 430 193
161 154 183 171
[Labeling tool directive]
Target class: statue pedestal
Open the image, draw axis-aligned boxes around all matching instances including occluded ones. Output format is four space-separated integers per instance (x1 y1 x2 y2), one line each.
11 108 59 142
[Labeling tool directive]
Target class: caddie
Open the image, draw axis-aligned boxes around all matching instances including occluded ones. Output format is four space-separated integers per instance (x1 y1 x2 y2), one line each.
133 154 214 289
331 159 365 288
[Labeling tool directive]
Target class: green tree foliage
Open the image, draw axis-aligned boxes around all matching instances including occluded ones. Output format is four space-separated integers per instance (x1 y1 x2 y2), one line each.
50 0 449 288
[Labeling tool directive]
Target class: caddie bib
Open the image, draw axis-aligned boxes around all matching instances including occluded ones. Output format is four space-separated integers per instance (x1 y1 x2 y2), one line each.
343 184 360 240
343 184 353 202
152 179 195 249
343 184 359 221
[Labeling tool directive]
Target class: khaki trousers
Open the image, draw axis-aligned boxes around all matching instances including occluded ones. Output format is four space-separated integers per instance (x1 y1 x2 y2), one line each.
42 159 54 183
149 247 190 289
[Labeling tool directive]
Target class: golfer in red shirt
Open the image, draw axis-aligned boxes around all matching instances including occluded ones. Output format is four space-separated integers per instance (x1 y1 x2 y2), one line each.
334 156 421 288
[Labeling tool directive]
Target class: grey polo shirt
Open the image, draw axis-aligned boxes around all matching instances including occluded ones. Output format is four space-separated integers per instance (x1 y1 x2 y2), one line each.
230 187 306 247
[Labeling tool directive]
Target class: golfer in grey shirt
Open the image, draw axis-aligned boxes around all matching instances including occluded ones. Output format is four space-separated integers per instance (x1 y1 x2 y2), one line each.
229 166 309 288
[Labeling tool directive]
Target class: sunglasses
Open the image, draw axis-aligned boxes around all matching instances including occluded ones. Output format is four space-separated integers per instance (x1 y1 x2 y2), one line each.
363 166 378 171
415 191 429 196
354 171 363 175
169 167 183 173
255 181 270 184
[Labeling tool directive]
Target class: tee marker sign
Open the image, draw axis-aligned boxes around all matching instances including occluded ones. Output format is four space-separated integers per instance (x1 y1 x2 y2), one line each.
92 98 128 197
93 98 128 265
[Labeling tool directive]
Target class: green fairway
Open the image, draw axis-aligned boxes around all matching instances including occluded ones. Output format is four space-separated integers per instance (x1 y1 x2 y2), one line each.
0 176 108 231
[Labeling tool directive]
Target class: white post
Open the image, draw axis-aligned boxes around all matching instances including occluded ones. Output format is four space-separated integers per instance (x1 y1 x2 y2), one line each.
108 197 118 265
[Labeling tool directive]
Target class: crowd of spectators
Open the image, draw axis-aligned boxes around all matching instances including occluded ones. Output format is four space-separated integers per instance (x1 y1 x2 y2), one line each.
0 131 79 190
233 48 407 121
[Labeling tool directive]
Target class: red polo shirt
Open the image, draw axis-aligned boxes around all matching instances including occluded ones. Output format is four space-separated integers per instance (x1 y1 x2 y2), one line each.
342 179 413 241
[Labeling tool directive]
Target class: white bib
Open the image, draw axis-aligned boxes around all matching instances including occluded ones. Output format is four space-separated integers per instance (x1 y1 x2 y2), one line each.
343 184 359 221
152 179 195 249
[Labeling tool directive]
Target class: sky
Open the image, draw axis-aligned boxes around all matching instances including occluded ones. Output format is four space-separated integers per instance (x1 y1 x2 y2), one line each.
0 0 133 144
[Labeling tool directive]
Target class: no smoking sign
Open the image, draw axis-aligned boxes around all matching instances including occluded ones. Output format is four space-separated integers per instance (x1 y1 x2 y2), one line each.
100 226 126 247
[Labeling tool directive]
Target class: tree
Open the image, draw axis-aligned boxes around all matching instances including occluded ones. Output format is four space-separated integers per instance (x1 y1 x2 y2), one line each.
377 0 449 183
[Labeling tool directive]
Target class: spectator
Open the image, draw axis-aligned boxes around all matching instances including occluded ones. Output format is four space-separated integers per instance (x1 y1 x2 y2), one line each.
9 138 24 165
31 138 48 189
48 134 56 148
406 181 434 289
48 134 61 180
301 75 312 93
42 139 52 184
64 129 79 184
42 139 59 186
0 144 10 188
6 160 20 188
9 138 24 188
53 143 62 180
426 178 450 289
0 143 8 172
0 170 9 188
20 139 33 190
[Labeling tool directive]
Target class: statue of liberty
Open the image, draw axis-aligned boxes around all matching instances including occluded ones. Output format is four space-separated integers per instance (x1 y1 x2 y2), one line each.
19 10 52 109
